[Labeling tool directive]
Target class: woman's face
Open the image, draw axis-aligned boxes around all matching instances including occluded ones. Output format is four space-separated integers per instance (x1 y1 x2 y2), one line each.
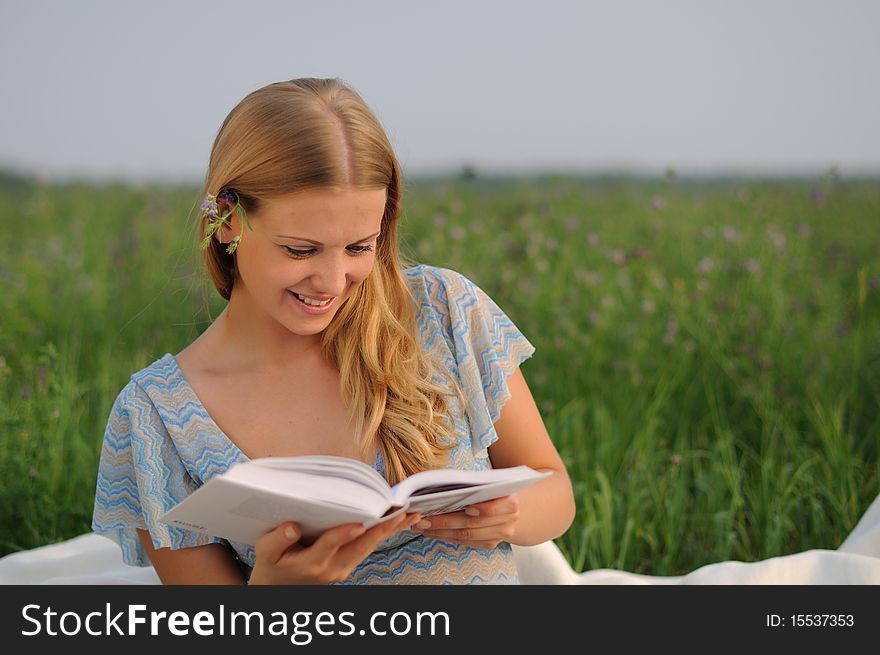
224 186 387 336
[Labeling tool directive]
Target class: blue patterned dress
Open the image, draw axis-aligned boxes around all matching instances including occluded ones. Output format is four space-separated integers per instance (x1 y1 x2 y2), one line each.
92 264 536 584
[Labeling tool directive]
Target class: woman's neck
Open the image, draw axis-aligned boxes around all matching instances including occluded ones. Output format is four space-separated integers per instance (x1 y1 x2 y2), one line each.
210 291 325 373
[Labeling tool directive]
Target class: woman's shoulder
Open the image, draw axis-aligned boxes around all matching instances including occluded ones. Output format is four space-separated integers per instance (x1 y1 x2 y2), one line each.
128 352 178 387
108 353 182 416
402 263 481 307
403 262 471 285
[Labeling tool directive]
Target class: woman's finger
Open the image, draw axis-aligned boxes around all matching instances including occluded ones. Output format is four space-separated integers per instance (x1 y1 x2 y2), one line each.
301 521 373 565
254 522 303 565
332 513 422 576
460 494 520 518
418 523 516 542
413 512 511 532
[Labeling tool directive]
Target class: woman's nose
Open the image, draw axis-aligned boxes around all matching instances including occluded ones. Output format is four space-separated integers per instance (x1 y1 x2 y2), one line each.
307 253 349 296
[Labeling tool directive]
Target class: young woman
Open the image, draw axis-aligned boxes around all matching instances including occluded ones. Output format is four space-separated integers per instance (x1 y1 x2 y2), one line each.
92 77 575 584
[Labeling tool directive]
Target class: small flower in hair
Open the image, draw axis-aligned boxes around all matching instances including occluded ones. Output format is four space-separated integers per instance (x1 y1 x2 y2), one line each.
199 188 248 254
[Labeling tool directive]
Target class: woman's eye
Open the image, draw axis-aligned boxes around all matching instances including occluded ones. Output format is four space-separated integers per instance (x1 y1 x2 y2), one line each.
284 245 374 258
284 247 314 258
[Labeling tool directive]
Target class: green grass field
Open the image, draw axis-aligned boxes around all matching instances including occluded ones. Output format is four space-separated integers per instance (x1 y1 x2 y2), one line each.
1 170 878 576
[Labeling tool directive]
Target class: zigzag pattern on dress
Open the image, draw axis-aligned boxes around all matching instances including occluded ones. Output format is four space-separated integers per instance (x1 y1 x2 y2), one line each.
93 264 535 584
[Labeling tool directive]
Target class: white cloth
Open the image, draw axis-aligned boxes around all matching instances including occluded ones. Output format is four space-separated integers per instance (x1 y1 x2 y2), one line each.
3 493 879 585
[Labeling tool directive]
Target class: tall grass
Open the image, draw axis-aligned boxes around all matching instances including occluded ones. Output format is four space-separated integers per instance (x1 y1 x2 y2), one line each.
1 172 877 576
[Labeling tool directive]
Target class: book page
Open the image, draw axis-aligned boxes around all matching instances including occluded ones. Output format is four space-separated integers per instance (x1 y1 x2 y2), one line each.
248 455 392 498
390 465 546 502
223 465 392 514
161 478 387 545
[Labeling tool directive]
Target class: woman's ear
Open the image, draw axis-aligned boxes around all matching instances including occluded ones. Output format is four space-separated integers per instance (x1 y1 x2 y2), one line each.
214 197 240 244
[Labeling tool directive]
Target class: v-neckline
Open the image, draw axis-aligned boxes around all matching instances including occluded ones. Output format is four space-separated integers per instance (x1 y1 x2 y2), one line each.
162 353 384 474
163 353 250 464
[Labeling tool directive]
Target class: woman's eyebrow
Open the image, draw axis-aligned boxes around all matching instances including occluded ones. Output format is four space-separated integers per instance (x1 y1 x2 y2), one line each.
273 231 381 245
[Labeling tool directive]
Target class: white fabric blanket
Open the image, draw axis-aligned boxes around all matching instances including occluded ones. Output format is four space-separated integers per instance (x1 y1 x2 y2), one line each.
3 493 879 584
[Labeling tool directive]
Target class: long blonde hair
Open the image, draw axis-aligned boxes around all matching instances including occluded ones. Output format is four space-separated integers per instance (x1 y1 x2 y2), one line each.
196 78 465 484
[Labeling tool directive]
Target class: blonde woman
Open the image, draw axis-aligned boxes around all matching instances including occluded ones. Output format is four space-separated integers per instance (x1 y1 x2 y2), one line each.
92 78 575 584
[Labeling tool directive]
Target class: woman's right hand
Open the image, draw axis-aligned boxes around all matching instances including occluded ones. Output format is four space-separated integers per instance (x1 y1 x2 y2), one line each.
248 512 422 585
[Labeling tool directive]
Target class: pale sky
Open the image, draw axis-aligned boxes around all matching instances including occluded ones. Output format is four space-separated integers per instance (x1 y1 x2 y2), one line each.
1 0 878 183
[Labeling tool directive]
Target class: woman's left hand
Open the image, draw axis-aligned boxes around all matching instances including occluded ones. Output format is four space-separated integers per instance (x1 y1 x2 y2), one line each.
411 494 521 549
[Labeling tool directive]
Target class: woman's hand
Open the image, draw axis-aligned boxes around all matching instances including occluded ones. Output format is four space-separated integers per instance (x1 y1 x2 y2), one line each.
411 494 521 549
249 512 422 585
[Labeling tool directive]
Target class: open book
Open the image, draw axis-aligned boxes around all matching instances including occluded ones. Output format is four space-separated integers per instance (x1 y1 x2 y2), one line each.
160 455 552 545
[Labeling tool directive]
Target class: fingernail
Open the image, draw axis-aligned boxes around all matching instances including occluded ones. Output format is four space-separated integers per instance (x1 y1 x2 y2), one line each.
415 519 431 529
465 507 480 516
284 526 297 540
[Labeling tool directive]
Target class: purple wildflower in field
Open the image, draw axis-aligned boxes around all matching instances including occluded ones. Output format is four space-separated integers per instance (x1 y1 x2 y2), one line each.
721 225 740 244
697 257 714 275
586 232 600 246
516 276 539 297
796 223 812 238
545 237 559 252
575 268 602 286
609 249 627 265
432 212 448 227
743 258 761 274
812 188 826 205
588 311 601 326
714 298 732 313
632 245 651 259
449 226 466 241
650 195 666 210
540 400 555 415
701 226 715 240
651 273 668 290
641 297 656 314
662 318 679 345
564 215 580 232
767 225 786 250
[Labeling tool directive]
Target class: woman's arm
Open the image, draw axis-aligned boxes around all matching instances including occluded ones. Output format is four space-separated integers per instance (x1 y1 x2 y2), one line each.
486 367 576 545
136 528 247 585
414 367 576 547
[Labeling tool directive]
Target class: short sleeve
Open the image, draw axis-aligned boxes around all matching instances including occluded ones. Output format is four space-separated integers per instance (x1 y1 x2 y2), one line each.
91 379 224 566
424 266 536 459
